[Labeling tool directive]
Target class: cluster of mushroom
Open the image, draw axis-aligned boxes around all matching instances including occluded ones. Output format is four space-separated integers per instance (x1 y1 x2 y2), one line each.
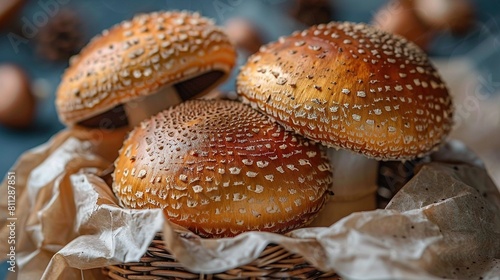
56 11 453 238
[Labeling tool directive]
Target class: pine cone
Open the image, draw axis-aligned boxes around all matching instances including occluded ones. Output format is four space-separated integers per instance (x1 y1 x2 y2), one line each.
36 9 84 62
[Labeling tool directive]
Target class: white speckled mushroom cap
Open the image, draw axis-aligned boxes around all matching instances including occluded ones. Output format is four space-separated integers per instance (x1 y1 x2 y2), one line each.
112 99 332 238
56 11 236 127
237 22 453 160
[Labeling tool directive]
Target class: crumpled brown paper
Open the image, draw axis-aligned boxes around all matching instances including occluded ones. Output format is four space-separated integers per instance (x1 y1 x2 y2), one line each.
1 130 499 280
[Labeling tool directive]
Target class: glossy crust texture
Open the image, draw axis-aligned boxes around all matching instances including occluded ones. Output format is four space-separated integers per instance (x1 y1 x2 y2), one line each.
237 22 453 160
112 100 332 237
56 11 236 126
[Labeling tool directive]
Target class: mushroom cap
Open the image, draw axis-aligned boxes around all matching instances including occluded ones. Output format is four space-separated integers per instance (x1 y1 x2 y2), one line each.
56 11 236 126
0 0 26 29
0 64 35 128
237 22 453 160
112 99 332 237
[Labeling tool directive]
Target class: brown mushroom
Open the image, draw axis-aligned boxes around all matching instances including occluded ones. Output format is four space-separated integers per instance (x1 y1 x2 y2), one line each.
373 0 474 51
414 0 475 34
372 0 433 49
112 99 332 237
0 0 26 30
237 22 453 226
0 64 36 128
56 11 236 129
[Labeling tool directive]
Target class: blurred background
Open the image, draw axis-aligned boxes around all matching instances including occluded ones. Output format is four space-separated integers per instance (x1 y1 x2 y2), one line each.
1 0 500 185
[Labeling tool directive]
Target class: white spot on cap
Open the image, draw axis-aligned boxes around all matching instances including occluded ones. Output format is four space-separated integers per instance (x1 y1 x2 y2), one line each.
357 91 366 97
308 45 321 51
248 185 264 193
133 70 142 78
306 151 317 158
193 185 203 193
294 40 305 46
257 161 269 168
187 200 198 208
233 193 247 201
229 167 241 174
276 77 287 85
266 204 279 214
294 199 302 206
137 169 147 179
286 164 298 171
246 171 258 178
299 159 311 166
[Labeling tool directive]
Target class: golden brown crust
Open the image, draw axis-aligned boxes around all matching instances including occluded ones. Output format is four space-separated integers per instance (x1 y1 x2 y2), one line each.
237 22 453 160
112 100 332 237
56 11 236 126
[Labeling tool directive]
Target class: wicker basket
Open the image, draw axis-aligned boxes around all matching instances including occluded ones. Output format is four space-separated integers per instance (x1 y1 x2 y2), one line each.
102 161 414 280
103 233 340 280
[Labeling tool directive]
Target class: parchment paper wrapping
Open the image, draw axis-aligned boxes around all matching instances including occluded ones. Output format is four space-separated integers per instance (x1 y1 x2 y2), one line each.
1 130 499 280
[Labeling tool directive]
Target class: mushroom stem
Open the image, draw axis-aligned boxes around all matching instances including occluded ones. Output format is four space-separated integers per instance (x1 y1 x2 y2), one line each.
124 86 182 128
309 149 378 227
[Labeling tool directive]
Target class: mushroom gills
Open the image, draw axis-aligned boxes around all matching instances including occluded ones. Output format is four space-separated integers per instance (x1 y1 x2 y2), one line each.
77 104 128 129
174 70 225 101
77 70 225 129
